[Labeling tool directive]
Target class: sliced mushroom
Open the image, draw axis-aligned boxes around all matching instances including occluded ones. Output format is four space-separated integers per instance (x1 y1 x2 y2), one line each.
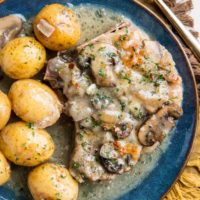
98 109 121 124
100 142 119 159
100 157 125 174
0 15 22 48
113 122 133 139
101 112 136 139
102 122 133 139
99 142 127 174
79 43 118 87
138 104 183 146
44 56 67 88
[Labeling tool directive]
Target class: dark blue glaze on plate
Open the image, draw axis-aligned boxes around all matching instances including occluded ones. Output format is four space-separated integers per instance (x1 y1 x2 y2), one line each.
0 0 198 200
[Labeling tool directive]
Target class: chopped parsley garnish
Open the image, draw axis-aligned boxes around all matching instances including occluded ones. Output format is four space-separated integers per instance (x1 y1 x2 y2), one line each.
144 56 150 60
81 142 90 152
60 175 66 179
123 75 132 83
98 68 107 77
88 44 94 49
81 142 87 147
26 122 35 136
98 47 106 52
55 192 61 200
23 45 30 48
79 132 84 140
120 72 132 83
141 71 165 87
154 63 159 70
131 107 144 119
125 27 129 35
21 143 27 149
91 92 113 109
26 122 34 129
114 41 120 47
92 119 101 128
120 101 126 111
106 52 117 58
154 74 165 86
119 35 127 41
134 107 138 110
157 74 164 81
167 96 178 104
121 123 128 131
90 54 95 60
141 73 152 83
94 155 100 162
72 162 81 169
95 9 105 18
96 92 113 102
166 69 171 74
137 111 144 119
115 87 120 92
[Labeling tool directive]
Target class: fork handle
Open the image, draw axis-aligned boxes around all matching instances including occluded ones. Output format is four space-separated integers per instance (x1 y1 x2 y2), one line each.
154 0 200 62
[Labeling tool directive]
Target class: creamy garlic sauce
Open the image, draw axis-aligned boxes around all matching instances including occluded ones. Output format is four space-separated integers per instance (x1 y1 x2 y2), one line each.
75 5 124 44
0 4 177 200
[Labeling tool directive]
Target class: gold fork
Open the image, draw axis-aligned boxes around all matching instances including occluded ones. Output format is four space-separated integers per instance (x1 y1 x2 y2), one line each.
135 0 200 62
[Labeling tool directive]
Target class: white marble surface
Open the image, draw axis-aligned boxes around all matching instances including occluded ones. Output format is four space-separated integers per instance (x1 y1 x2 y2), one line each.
191 0 200 41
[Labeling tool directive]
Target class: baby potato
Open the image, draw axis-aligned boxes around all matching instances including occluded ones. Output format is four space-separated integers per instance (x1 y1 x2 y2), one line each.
0 151 11 185
0 122 54 166
0 90 11 130
28 163 78 200
9 79 62 128
1 37 46 79
34 4 81 51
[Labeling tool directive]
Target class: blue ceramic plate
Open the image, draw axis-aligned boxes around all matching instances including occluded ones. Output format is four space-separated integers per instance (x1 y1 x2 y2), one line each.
0 0 198 200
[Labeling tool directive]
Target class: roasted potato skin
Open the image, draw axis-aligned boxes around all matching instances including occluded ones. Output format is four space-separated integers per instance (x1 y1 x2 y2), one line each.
1 37 46 79
33 4 81 51
0 151 11 185
0 122 54 166
0 90 11 130
28 163 78 200
8 79 62 128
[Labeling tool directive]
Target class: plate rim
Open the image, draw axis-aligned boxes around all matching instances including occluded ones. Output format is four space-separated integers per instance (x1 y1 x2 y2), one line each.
132 0 199 198
0 0 198 199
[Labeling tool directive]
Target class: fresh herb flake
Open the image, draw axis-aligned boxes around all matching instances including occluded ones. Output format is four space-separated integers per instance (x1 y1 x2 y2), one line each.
120 101 126 111
72 162 81 169
26 122 34 129
98 68 107 77
98 47 106 52
60 175 66 179
95 9 105 18
120 72 132 83
114 41 120 47
125 27 129 35
106 52 117 58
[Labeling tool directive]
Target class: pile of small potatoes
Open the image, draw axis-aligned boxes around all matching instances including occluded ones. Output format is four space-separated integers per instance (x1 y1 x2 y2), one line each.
0 3 80 200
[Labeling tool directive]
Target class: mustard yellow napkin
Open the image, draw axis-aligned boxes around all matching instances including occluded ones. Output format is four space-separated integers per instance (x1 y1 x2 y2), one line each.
164 114 200 200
